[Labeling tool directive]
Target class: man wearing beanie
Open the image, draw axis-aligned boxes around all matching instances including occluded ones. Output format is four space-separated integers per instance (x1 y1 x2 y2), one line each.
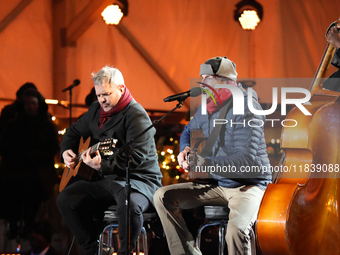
154 56 271 255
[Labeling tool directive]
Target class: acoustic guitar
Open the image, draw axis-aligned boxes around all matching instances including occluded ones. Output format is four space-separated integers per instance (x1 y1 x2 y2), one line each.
187 99 232 180
59 137 117 192
188 129 209 180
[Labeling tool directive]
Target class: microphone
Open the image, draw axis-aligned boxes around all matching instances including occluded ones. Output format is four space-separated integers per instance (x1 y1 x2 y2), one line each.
62 79 81 92
163 87 202 102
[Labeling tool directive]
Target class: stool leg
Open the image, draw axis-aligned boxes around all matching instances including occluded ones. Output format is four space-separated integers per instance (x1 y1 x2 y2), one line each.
98 225 111 255
136 234 140 255
98 224 118 255
108 226 114 248
135 227 147 255
196 225 204 249
98 231 103 255
196 221 221 250
141 226 148 255
108 225 119 251
249 227 256 255
218 221 226 255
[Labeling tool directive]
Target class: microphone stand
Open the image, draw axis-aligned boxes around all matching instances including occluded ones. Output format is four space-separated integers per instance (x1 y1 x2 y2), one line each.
69 88 73 126
62 87 74 126
62 80 80 126
116 100 185 253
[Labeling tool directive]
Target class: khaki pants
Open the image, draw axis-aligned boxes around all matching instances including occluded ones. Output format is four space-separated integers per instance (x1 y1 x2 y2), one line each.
154 182 264 255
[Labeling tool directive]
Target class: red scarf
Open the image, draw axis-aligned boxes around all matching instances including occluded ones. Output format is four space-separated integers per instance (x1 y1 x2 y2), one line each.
206 88 232 114
98 87 133 130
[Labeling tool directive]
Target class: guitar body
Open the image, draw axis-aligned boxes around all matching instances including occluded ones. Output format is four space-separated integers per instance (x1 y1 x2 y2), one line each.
189 129 209 180
59 137 117 192
59 137 94 192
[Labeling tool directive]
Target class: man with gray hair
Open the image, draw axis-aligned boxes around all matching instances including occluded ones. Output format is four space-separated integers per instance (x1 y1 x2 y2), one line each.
57 66 162 255
154 57 271 255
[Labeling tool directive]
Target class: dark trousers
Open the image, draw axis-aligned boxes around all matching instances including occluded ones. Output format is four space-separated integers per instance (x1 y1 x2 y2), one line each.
56 179 149 255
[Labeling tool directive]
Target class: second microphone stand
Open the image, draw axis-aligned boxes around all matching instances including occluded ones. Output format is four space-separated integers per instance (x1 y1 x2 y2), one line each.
68 88 73 126
117 100 185 253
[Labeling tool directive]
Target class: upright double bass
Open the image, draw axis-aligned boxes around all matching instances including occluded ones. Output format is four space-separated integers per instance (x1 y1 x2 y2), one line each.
256 20 340 255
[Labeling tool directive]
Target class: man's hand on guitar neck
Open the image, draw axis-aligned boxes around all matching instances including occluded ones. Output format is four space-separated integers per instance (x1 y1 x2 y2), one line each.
178 146 191 170
63 149 77 169
327 23 340 50
82 148 102 171
178 146 206 170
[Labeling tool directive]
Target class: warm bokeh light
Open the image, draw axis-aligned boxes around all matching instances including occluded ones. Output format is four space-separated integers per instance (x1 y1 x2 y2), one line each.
58 128 66 135
238 10 260 30
101 5 124 25
45 99 69 108
45 99 58 104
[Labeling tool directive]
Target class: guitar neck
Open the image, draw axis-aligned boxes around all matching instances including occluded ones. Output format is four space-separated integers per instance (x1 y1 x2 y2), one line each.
77 142 100 160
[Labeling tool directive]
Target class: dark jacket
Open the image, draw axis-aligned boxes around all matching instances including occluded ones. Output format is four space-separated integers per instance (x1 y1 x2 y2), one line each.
60 99 162 205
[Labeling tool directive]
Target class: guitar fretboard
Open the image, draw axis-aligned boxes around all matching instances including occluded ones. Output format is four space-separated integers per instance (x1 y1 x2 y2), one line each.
76 142 100 161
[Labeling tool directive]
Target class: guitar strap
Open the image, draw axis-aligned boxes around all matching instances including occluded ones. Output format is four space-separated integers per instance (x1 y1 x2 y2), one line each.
199 98 232 158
